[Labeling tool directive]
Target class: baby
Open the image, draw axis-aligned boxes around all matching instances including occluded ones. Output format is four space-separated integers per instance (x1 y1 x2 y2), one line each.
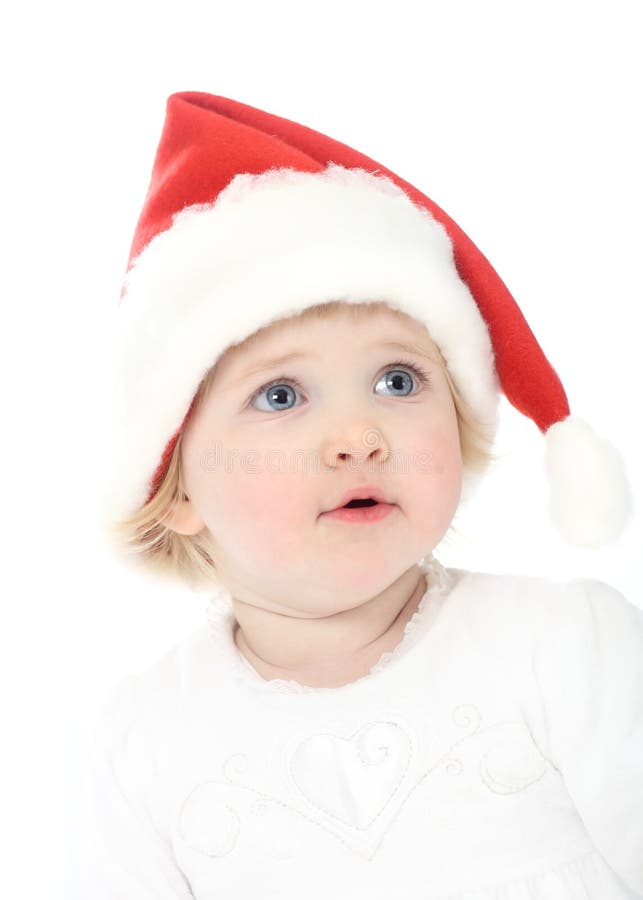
90 92 643 899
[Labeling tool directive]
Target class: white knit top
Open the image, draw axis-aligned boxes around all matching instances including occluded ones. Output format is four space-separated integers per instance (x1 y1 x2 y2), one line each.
87 556 643 898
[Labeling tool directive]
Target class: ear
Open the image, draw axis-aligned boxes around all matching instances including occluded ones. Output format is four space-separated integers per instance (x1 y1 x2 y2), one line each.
163 498 206 536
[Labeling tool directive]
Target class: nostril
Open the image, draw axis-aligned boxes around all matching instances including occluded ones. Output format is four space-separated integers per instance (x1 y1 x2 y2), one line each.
344 498 378 508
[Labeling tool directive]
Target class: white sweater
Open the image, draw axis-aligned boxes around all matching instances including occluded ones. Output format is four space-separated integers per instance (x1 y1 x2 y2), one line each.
87 555 643 899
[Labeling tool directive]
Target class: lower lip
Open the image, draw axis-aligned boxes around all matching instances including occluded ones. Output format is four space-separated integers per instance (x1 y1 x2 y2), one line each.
322 503 396 523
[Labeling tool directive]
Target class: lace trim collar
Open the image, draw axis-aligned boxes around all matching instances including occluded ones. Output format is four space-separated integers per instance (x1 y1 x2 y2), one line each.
205 554 455 696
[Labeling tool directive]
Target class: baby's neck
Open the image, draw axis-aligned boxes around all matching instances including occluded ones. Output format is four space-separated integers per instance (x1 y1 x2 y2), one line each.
232 569 427 690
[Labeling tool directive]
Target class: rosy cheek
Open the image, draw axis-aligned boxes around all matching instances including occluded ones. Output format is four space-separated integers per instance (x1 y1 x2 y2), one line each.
216 473 313 571
220 470 308 530
431 443 463 508
262 474 313 526
407 426 454 475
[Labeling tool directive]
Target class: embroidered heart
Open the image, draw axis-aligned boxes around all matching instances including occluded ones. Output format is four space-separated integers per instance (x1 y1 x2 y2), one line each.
289 721 412 829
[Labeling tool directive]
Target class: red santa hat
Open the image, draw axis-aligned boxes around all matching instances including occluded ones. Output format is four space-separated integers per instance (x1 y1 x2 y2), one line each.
103 91 631 548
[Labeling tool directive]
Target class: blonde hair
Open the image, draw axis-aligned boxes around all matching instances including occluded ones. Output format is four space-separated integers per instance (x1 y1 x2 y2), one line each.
106 301 499 591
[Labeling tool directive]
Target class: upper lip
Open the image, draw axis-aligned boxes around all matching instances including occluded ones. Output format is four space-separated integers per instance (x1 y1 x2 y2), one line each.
323 485 392 513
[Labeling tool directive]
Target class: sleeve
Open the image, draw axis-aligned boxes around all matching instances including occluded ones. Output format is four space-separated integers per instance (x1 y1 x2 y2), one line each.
532 577 643 896
87 674 195 899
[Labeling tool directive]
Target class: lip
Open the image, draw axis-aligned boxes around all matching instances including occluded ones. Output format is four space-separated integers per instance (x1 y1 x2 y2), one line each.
322 503 396 524
322 484 393 514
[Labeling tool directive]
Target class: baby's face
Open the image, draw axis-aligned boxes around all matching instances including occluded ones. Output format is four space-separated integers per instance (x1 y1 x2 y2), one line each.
173 307 462 615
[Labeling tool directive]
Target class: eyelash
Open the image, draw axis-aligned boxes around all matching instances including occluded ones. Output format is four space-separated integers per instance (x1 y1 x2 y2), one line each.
246 358 432 409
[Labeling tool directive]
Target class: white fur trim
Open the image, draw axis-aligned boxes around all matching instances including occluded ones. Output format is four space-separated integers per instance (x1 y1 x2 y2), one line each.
544 416 632 546
101 163 500 527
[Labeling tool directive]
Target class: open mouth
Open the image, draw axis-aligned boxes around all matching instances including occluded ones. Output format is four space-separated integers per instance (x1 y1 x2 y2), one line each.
323 496 394 524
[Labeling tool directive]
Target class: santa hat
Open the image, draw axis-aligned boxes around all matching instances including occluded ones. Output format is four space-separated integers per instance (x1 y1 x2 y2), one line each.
102 91 631 548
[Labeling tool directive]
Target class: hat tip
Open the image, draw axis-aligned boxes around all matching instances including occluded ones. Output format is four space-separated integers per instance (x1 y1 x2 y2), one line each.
544 415 632 548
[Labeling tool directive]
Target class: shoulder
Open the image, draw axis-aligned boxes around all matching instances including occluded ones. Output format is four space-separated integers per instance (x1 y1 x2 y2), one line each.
442 564 568 629
529 577 643 738
445 564 634 616
92 623 216 744
440 565 639 649
534 576 643 660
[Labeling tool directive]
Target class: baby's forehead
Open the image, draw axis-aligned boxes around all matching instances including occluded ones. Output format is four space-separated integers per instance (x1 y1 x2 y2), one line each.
221 303 439 368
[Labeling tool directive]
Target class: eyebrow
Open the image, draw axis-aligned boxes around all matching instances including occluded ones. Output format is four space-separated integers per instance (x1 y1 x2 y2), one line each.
231 339 438 385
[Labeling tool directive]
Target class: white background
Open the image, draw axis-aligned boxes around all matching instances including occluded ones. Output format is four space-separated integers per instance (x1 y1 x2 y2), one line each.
1 1 641 896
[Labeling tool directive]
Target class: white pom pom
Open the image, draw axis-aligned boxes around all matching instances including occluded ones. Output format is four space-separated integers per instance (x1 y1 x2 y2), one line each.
544 416 632 547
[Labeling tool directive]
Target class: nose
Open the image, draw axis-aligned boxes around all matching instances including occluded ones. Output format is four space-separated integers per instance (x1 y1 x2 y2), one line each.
322 421 393 471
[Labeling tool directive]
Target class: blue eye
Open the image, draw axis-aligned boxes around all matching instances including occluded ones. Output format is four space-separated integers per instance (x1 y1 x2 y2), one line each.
250 380 302 413
375 366 419 397
247 359 431 413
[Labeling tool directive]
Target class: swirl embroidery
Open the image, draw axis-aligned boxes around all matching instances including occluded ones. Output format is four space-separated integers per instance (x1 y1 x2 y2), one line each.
177 703 548 861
